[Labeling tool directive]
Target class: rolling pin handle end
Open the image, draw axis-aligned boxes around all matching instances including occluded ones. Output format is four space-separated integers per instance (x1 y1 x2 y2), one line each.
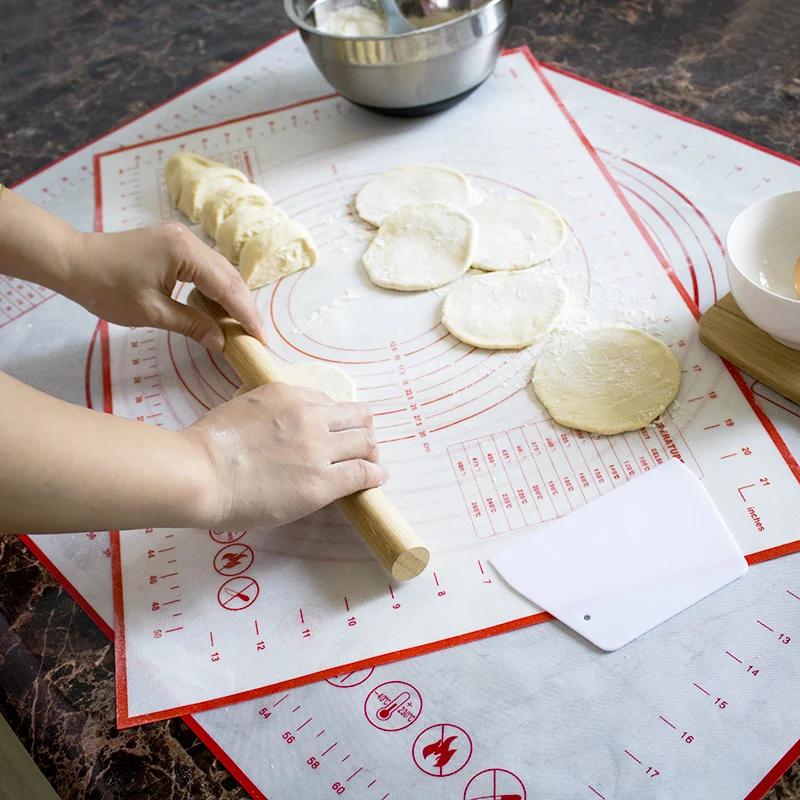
391 546 431 582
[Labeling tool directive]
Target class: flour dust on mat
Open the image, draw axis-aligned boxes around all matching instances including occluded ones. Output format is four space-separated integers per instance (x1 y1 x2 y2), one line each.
234 363 356 402
362 202 477 291
355 165 474 227
532 325 681 435
442 270 568 349
470 198 567 271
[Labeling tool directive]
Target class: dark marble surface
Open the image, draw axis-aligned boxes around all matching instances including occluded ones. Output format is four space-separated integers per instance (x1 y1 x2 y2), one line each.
1 1 799 798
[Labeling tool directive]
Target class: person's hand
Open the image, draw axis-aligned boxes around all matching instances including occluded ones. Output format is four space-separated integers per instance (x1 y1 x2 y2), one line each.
182 383 389 531
68 223 263 351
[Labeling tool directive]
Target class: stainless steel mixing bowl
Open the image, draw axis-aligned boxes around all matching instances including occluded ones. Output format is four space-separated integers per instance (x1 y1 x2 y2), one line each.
284 0 512 116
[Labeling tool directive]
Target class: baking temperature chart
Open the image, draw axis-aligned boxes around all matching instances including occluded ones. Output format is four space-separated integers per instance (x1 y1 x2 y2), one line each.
96 51 800 726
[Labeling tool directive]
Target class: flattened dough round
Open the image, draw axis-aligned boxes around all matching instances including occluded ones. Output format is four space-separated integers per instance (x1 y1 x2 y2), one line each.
165 153 224 207
239 220 318 288
283 363 357 401
201 183 272 238
356 165 472 227
442 270 568 349
234 364 356 402
217 203 288 264
532 326 681 435
471 199 567 271
362 202 477 291
177 166 249 222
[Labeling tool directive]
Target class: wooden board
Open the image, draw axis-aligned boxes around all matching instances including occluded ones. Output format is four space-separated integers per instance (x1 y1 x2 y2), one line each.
699 293 800 405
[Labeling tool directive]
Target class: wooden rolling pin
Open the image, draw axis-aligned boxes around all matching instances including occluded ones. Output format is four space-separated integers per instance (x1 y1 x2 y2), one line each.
188 289 430 581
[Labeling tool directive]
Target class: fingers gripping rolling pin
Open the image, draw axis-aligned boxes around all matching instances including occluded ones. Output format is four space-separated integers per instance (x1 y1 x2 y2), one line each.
188 289 430 581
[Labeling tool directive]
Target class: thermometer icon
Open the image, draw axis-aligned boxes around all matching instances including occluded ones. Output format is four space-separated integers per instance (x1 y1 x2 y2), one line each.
364 681 422 732
376 691 411 721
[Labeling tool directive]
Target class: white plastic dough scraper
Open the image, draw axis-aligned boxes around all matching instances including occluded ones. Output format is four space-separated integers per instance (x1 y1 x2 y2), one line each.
492 459 748 651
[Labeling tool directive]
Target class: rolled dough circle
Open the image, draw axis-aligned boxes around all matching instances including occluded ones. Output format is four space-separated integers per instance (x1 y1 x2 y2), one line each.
532 325 681 435
362 202 477 291
471 199 567 271
234 363 356 402
442 270 568 349
355 165 472 227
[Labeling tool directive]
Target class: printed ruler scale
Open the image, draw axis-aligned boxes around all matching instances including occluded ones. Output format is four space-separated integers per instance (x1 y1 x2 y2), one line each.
95 50 800 727
8 32 800 799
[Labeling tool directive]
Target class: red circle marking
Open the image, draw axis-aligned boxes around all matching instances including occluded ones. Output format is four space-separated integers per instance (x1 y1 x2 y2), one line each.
364 681 422 732
184 335 227 403
217 576 259 611
209 530 247 544
463 768 527 800
270 283 392 365
286 269 387 353
326 667 375 688
413 723 473 777
213 543 255 576
168 331 210 411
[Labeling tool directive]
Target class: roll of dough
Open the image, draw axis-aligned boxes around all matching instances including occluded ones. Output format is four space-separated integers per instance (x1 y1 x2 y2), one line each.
216 203 288 265
201 183 272 239
165 153 224 207
177 166 249 223
238 220 318 288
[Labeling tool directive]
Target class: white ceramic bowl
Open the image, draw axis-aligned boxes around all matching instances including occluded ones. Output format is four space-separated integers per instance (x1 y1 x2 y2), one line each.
726 190 800 350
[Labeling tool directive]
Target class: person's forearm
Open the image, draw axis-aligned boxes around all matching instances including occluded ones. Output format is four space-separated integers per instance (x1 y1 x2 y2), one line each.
0 371 218 534
0 187 82 294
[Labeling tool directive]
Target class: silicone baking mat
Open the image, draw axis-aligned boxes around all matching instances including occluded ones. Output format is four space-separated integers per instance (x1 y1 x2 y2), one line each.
5 31 800 798
94 49 800 726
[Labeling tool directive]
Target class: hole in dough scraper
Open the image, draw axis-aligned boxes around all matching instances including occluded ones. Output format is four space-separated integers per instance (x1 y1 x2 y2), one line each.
491 459 748 651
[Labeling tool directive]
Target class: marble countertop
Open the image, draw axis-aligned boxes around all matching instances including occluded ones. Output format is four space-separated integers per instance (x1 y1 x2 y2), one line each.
1 1 799 797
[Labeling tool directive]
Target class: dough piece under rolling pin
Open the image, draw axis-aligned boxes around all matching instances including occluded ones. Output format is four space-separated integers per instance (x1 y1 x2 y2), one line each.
363 202 477 291
165 153 225 207
201 183 272 239
216 203 288 265
234 363 356 402
442 269 568 349
177 167 249 223
355 165 473 227
531 325 681 435
238 220 317 289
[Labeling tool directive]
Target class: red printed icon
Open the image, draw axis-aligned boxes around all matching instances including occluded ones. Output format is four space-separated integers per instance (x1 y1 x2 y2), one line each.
364 681 422 732
217 576 259 610
326 667 374 688
413 724 472 777
213 544 254 576
463 768 526 800
209 530 246 544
